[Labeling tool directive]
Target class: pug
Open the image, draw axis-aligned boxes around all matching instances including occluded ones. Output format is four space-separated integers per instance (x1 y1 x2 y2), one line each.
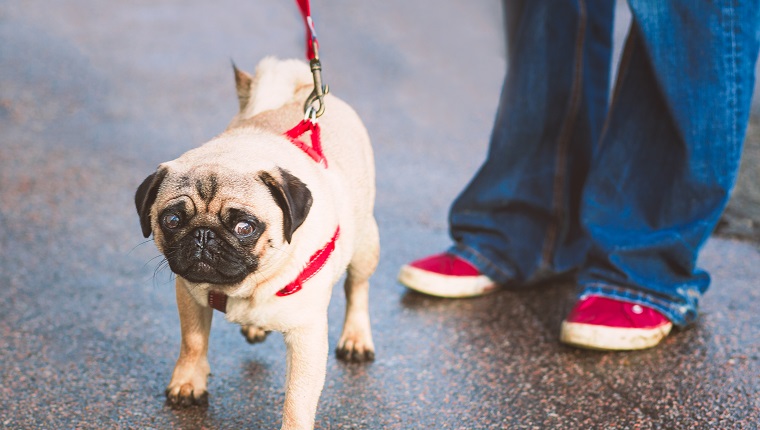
134 57 378 429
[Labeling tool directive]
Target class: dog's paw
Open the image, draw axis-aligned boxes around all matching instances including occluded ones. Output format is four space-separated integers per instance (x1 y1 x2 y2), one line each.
165 383 209 407
241 325 269 344
165 359 210 408
336 333 375 362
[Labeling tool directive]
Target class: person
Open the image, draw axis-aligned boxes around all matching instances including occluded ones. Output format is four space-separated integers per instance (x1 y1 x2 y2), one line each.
398 1 760 350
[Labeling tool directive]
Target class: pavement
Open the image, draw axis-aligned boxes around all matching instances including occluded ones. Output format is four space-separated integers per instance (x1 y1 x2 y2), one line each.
1 1 758 428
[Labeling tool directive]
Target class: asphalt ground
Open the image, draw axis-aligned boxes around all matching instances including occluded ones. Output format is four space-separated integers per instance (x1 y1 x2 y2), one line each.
1 1 758 428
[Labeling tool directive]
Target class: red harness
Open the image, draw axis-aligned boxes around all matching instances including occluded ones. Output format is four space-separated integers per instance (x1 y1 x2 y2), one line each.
208 119 335 313
276 226 340 297
207 0 334 314
207 122 335 313
208 225 339 313
284 119 327 167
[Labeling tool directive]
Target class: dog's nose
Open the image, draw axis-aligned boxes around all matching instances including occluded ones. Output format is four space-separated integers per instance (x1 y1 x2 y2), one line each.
193 227 216 248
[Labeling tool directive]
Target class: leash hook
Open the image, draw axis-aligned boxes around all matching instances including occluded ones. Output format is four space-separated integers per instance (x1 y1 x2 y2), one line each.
304 41 329 118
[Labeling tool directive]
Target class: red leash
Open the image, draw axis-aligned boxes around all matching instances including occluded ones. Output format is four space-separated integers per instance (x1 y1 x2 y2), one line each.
294 0 319 61
294 0 328 118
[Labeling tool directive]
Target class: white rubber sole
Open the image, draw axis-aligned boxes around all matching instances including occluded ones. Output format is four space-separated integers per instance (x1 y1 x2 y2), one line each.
560 321 673 351
398 264 497 298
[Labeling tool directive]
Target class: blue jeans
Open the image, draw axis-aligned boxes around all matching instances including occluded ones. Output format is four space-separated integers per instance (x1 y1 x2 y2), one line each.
448 0 760 326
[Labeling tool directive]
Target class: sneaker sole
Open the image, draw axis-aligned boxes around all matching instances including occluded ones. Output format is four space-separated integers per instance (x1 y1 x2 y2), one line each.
560 321 673 351
398 264 498 298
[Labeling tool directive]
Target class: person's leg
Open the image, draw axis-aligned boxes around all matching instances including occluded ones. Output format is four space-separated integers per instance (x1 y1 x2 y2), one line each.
447 0 615 285
401 0 615 297
574 1 760 334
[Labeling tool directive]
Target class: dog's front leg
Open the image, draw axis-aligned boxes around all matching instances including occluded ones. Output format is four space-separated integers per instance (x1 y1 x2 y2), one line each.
165 279 213 406
281 318 329 430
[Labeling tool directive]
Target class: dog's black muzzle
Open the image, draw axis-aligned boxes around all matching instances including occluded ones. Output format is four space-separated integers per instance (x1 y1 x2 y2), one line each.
167 227 253 284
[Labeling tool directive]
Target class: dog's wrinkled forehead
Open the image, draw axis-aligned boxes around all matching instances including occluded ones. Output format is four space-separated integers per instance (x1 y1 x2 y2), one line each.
167 168 221 208
158 165 254 209
185 171 219 206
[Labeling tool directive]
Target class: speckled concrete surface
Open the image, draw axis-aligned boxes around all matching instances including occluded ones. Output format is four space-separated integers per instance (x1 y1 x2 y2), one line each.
1 1 758 429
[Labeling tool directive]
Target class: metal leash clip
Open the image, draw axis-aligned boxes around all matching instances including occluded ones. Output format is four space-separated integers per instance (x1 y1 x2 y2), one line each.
304 40 329 118
304 105 317 122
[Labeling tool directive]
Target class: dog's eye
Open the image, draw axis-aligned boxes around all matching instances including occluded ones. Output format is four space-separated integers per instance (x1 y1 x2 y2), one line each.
162 213 181 229
234 221 255 237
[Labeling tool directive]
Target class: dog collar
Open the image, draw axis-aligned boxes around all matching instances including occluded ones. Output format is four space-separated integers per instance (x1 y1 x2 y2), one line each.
207 226 340 313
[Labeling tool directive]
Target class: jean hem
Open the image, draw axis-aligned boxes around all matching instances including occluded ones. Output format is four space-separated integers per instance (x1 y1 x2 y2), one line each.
448 243 516 286
579 282 697 327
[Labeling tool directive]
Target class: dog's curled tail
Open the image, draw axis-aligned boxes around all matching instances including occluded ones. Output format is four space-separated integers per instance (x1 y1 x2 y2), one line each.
234 56 312 119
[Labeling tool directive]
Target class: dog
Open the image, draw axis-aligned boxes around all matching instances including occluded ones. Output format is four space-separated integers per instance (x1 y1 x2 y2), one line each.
134 57 378 429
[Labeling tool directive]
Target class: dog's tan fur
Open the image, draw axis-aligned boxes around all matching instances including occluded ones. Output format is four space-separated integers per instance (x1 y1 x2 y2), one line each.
137 57 378 429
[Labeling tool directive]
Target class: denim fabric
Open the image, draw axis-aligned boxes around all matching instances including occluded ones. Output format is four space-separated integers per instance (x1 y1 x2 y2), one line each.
448 0 760 326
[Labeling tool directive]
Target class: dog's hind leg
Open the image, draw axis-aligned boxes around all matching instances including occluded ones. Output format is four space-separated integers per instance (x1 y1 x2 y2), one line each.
240 325 270 344
336 216 379 362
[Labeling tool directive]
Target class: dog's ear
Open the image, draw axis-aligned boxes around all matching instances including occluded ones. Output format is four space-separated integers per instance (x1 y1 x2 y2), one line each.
135 167 168 238
232 61 253 112
259 168 313 243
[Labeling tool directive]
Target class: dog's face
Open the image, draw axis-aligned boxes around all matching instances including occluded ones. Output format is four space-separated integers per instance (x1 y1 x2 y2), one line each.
135 159 313 288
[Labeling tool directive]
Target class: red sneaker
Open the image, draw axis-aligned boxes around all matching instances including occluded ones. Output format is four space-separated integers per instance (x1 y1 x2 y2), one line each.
398 253 497 298
560 295 673 350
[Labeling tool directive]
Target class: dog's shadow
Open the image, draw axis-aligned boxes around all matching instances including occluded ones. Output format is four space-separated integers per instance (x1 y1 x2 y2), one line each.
242 359 276 380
